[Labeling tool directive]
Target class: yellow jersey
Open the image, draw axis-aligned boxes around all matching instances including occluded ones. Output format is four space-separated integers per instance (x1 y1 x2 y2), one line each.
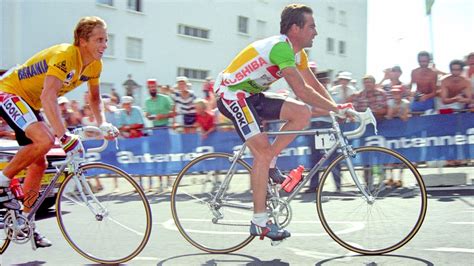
0 44 102 110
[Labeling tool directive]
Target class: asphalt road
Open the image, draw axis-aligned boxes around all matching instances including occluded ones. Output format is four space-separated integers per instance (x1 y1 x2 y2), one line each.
1 180 473 266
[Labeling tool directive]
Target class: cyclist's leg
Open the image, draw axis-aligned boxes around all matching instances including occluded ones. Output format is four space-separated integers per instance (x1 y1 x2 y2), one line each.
246 133 273 214
2 122 53 183
22 155 48 212
217 96 290 241
259 94 311 156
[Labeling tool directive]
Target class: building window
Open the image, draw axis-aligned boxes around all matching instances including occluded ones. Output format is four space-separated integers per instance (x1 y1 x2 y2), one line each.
104 34 114 56
256 20 266 39
238 16 249 34
126 37 143 60
127 0 142 12
327 38 335 53
178 24 210 39
177 67 209 80
327 6 335 23
97 0 113 6
338 40 346 55
339 10 347 26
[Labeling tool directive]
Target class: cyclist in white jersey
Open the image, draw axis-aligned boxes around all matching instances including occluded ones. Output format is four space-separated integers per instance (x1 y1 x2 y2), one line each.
214 4 353 242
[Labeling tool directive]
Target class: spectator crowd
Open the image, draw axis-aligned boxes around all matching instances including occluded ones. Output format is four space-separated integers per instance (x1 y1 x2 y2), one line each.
0 51 472 191
1 51 472 142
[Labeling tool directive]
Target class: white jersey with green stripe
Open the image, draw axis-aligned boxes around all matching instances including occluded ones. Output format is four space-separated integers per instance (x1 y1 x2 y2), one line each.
214 34 309 100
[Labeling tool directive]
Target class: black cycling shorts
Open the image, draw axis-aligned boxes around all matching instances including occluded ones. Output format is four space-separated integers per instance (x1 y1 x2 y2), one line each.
217 92 285 142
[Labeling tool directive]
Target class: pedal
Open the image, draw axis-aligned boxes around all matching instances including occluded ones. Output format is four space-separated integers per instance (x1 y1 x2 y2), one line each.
271 239 284 246
2 199 21 210
31 235 38 250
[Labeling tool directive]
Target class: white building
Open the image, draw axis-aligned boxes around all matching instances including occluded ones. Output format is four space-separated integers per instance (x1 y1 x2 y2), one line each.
1 0 367 105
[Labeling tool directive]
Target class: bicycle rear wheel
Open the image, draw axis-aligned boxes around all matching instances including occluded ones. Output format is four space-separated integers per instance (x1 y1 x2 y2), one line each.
317 146 427 254
171 152 254 253
56 163 152 264
0 210 11 254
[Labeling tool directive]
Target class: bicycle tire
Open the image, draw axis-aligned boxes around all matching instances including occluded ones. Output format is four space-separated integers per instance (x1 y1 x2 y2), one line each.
317 146 427 255
171 152 255 253
0 210 10 254
56 162 152 264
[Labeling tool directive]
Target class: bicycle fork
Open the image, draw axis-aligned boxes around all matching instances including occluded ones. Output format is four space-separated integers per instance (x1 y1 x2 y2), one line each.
71 167 109 221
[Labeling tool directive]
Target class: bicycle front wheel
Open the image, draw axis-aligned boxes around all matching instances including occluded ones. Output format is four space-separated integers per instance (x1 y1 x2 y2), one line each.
171 152 254 253
317 146 427 255
56 163 152 264
0 210 11 254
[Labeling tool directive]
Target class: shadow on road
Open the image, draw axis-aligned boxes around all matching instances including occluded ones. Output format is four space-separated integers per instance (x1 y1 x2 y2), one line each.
314 253 434 265
156 253 289 266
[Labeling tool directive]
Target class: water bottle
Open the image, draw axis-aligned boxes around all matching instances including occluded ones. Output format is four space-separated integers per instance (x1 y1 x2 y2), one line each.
281 165 305 193
9 178 24 201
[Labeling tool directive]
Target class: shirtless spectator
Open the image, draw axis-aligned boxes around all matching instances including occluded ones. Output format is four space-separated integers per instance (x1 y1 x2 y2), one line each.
58 96 81 129
462 53 474 110
410 51 438 113
202 77 216 109
439 60 472 113
352 75 388 120
69 100 83 128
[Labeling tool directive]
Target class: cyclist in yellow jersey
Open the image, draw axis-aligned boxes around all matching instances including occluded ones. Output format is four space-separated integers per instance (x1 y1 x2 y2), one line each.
214 4 354 242
0 16 119 248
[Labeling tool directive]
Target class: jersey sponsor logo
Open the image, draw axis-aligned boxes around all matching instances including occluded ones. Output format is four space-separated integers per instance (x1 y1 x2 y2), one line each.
18 60 48 80
266 65 282 79
3 96 35 129
222 57 268 86
63 69 75 86
229 99 254 135
54 60 68 73
80 75 99 82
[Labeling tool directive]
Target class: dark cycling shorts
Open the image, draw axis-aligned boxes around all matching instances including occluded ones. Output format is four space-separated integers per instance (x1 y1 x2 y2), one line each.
217 92 285 142
183 113 197 126
0 92 43 146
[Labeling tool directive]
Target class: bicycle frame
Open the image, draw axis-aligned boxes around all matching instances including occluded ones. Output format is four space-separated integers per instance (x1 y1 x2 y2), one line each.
2 126 111 239
211 109 378 211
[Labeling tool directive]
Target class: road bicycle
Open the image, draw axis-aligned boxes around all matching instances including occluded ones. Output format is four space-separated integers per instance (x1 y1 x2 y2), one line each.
0 126 152 264
170 109 427 255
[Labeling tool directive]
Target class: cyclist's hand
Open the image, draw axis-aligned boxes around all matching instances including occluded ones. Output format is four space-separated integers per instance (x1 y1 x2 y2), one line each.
60 133 84 158
100 122 119 140
337 103 355 121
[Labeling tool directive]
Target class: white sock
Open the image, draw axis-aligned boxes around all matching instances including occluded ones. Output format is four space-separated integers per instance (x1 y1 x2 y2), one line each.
252 212 268 227
269 157 277 169
0 172 10 187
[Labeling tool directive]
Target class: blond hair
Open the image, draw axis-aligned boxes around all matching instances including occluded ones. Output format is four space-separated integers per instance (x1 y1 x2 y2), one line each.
74 16 107 46
194 98 208 110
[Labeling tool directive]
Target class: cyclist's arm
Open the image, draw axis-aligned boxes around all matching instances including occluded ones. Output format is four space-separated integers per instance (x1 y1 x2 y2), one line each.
88 84 106 126
299 67 335 104
41 75 68 137
282 67 338 112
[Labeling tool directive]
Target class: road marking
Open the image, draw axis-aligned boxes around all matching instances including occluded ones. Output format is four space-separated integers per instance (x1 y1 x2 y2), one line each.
107 216 145 236
132 256 163 261
448 222 474 225
286 246 356 261
424 248 474 253
160 219 365 237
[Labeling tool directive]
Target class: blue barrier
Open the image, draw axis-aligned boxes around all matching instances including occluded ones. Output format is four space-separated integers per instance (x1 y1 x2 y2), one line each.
84 113 474 175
